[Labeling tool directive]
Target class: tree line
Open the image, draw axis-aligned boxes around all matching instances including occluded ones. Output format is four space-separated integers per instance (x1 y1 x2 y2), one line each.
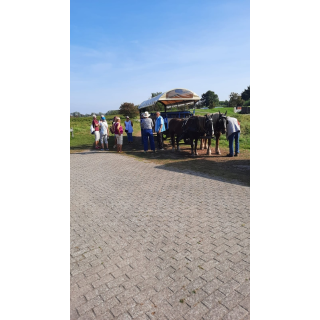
197 86 250 109
70 86 250 118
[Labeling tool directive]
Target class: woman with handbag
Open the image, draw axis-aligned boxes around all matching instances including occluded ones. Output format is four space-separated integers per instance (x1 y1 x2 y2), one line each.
124 116 134 144
114 117 123 153
111 116 117 149
91 114 100 149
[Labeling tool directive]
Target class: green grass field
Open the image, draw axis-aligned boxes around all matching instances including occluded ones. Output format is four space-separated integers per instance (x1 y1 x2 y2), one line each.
70 108 250 151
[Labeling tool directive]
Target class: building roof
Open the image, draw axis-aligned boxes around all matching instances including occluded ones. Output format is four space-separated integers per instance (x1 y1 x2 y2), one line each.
138 88 200 110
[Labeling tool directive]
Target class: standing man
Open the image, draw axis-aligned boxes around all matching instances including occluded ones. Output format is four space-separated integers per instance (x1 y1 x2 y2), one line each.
92 114 100 150
141 111 155 153
226 116 241 157
155 111 165 150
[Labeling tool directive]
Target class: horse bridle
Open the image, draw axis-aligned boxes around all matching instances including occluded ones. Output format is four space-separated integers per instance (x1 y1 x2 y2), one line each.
204 116 214 136
214 115 227 132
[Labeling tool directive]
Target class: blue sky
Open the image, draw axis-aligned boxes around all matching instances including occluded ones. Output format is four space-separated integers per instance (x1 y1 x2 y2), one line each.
71 0 250 114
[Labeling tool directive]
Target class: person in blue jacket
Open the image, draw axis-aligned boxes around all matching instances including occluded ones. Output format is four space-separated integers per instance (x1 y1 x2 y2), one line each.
155 112 165 150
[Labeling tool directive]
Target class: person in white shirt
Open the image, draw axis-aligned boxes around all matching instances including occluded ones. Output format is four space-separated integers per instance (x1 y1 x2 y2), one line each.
141 111 155 153
99 116 109 150
226 117 241 157
124 116 134 144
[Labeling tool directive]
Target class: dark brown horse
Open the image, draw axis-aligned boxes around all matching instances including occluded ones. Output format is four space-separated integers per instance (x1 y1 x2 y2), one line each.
200 111 227 155
176 115 214 156
168 118 186 152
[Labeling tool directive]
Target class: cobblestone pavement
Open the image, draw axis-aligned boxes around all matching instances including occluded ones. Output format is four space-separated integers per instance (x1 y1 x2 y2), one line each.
71 152 250 320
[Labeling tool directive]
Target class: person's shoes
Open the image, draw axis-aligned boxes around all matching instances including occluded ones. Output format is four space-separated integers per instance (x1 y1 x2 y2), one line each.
234 153 239 157
226 153 234 157
101 149 104 151
105 148 109 151
95 146 99 149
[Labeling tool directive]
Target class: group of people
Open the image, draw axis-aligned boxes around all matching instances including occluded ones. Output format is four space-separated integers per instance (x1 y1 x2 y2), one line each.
91 112 241 156
91 114 134 153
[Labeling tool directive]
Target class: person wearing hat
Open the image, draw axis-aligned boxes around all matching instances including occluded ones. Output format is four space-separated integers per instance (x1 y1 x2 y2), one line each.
99 115 109 150
92 114 100 149
141 111 155 153
124 116 134 144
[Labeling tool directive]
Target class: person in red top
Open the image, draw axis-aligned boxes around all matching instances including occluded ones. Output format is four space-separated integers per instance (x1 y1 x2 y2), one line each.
92 115 100 149
114 117 123 153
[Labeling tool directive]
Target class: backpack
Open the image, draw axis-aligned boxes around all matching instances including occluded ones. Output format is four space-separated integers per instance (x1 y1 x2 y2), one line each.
110 123 115 134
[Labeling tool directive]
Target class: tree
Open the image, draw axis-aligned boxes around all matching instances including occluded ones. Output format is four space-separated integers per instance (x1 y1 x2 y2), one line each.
195 101 204 109
219 100 229 106
200 91 219 108
229 92 244 108
145 92 164 112
241 86 250 101
105 110 119 115
151 92 162 98
119 102 139 118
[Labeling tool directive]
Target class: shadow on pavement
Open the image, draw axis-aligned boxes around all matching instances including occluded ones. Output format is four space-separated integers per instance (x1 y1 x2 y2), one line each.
152 158 250 187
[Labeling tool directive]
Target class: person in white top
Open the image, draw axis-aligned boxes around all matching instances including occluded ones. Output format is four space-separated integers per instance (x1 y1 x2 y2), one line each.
99 116 109 151
124 116 134 144
226 116 241 157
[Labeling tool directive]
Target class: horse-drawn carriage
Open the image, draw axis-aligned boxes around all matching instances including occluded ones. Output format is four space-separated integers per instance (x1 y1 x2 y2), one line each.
138 88 227 156
138 88 198 139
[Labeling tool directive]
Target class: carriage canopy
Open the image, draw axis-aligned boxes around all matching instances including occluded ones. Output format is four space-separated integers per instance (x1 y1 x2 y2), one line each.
138 88 200 110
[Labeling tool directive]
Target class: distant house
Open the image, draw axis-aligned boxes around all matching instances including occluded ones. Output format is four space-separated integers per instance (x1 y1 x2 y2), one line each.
234 106 250 114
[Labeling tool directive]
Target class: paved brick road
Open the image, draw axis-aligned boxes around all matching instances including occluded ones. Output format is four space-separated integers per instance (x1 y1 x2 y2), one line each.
71 152 250 320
